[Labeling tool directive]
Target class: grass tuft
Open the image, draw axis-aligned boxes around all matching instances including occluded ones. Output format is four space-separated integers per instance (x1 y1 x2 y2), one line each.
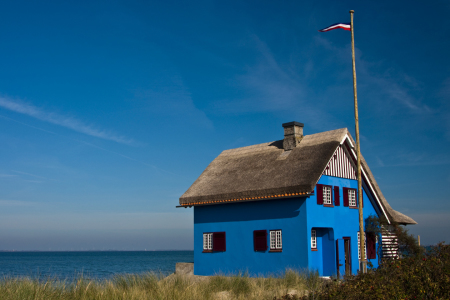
0 269 320 300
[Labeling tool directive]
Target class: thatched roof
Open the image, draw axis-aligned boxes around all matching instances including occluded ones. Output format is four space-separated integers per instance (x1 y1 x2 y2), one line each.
179 128 416 225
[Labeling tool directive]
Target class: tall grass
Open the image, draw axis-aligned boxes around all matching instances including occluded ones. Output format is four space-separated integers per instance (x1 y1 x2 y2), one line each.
0 269 322 300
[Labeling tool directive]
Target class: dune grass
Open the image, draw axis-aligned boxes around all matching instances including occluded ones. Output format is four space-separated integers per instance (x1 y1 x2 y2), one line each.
0 269 322 300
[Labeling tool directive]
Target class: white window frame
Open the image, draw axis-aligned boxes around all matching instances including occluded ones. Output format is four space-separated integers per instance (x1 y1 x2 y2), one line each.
357 231 367 259
311 229 317 249
270 230 282 250
348 189 357 207
203 233 213 251
323 186 332 205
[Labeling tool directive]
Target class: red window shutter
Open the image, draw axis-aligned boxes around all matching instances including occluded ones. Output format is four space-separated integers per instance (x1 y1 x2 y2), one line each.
213 232 226 252
253 230 267 251
316 184 323 205
334 186 340 206
343 187 349 207
366 233 376 259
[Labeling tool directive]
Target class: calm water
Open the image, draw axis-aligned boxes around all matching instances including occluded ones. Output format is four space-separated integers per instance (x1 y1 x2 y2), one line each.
0 251 193 281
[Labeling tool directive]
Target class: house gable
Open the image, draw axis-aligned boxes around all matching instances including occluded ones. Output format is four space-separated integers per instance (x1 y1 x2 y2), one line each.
318 138 388 222
322 144 357 180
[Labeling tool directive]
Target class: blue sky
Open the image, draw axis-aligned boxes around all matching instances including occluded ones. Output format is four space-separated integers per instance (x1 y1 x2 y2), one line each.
0 1 449 250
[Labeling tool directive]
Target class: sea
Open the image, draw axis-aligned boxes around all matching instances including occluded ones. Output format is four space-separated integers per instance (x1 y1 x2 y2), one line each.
0 251 193 281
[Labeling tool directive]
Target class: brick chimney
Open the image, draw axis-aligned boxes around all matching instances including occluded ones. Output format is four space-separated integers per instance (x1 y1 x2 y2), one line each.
282 121 304 151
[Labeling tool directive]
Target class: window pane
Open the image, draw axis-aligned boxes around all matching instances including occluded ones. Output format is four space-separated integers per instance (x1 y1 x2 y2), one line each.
358 232 367 259
203 233 212 250
276 230 282 249
349 190 356 206
324 186 332 204
208 233 212 250
270 230 282 250
311 229 316 249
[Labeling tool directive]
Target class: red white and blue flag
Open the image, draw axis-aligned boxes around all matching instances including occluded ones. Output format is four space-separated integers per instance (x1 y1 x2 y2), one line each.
318 23 351 32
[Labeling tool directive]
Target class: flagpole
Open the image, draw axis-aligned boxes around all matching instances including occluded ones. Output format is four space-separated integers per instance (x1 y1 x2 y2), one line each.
350 9 367 274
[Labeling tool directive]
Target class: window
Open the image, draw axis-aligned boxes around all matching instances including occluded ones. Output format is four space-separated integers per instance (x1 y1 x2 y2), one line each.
323 186 332 205
348 189 357 207
316 184 333 206
203 232 226 252
203 233 212 251
343 187 357 207
357 231 367 259
270 230 282 251
311 229 317 250
254 230 268 251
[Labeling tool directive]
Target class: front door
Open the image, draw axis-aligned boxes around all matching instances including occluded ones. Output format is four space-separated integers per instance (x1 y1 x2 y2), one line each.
336 239 345 278
344 237 351 275
336 237 352 278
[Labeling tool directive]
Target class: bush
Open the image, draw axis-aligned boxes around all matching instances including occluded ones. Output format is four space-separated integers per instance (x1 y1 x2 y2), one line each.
279 243 450 300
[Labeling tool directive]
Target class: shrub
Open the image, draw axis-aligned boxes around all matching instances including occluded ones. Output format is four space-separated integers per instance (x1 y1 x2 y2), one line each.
280 243 450 300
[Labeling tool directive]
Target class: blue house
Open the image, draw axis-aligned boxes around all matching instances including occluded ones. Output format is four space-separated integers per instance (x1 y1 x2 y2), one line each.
178 122 416 277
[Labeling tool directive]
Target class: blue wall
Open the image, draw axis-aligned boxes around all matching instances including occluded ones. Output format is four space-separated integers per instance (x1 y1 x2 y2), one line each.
194 198 308 276
307 175 380 275
193 175 381 276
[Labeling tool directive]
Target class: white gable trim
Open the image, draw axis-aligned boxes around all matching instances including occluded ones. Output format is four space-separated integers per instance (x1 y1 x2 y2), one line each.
340 134 354 148
340 136 391 224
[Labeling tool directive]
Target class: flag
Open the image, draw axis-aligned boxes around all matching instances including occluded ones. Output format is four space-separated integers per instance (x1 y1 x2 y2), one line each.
318 23 351 32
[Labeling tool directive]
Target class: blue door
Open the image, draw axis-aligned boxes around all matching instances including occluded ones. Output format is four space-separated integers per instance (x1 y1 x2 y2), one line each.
336 239 345 278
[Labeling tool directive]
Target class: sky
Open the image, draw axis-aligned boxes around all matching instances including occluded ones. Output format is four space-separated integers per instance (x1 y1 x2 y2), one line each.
0 1 449 250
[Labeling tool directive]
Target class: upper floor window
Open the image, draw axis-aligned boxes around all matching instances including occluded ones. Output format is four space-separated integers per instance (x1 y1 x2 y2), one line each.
323 186 332 205
343 187 359 207
348 189 357 207
311 229 317 250
316 184 335 206
270 230 282 251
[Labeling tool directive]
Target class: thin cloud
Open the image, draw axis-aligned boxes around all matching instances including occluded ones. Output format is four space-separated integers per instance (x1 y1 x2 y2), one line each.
0 173 17 178
376 79 431 113
1 114 177 175
133 74 213 130
0 96 135 145
313 35 432 114
12 170 48 180
211 34 338 130
73 139 180 176
0 199 36 206
371 152 450 168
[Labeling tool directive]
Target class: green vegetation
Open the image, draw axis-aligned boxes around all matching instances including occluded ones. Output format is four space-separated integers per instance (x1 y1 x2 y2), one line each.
281 242 450 300
276 220 450 299
364 215 425 259
0 269 318 300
